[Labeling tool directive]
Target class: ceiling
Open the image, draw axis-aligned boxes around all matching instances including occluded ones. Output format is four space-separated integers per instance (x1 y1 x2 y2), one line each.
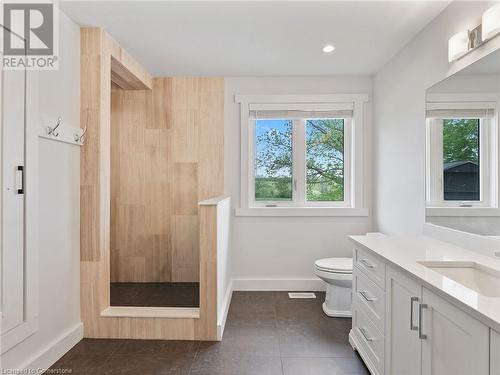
60 1 450 77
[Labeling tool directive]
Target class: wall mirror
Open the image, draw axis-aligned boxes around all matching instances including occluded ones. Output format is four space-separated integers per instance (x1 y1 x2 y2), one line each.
425 49 500 237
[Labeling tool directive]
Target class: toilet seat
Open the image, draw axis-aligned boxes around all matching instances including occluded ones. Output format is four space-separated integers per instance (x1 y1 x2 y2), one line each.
314 258 353 274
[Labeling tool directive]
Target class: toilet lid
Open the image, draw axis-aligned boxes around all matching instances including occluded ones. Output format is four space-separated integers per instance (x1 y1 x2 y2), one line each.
315 258 353 273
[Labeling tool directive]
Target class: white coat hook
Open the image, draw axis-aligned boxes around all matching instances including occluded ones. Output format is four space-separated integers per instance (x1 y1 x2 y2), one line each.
75 125 87 144
40 115 85 147
77 109 90 145
47 117 62 137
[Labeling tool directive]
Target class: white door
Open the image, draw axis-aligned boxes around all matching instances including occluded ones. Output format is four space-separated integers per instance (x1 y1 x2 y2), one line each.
421 288 489 375
0 30 26 334
385 266 422 375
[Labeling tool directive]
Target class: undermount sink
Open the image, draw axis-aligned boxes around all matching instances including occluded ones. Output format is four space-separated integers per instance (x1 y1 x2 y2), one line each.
418 261 500 298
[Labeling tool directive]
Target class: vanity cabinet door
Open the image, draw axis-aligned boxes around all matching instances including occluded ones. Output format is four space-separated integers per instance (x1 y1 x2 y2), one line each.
492 330 500 375
385 266 422 375
421 288 489 375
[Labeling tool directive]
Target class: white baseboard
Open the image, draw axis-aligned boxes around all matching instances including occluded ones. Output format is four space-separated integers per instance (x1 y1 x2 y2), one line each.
20 322 83 371
217 280 233 341
232 278 326 292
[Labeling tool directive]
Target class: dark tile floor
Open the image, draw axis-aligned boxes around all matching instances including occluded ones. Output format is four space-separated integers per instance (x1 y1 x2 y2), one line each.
49 292 368 375
110 282 199 307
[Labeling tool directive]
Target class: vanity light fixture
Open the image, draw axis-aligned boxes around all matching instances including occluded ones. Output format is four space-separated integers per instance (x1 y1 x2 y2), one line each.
482 3 500 41
322 44 335 54
449 3 500 62
448 30 471 62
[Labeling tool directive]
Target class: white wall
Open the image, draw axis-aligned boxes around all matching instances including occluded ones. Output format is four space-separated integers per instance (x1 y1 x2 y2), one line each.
215 197 232 338
373 0 500 235
427 74 500 94
1 10 82 370
224 77 373 288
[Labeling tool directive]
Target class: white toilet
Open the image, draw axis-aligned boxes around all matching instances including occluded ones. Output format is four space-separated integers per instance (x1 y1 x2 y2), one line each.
314 257 353 317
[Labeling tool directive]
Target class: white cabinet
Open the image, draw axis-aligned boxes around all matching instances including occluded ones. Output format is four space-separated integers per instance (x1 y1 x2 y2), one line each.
352 306 385 375
492 330 500 375
351 247 386 375
0 28 38 354
351 245 494 375
421 288 489 375
354 247 386 289
353 268 385 332
1 36 26 335
385 267 422 375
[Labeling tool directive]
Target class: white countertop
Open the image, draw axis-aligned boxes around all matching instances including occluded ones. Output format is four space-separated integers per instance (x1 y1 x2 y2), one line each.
350 234 500 332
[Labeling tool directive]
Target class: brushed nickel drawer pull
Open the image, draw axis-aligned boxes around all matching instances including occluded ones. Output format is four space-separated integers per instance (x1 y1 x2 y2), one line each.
410 297 419 331
419 303 428 340
359 290 376 302
360 258 375 268
359 327 375 342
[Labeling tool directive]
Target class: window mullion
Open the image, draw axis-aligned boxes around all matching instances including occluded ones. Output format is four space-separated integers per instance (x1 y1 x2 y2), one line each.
293 119 306 206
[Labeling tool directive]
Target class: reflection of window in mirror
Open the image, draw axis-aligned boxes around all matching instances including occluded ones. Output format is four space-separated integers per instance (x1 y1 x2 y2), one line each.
426 102 496 208
442 119 480 201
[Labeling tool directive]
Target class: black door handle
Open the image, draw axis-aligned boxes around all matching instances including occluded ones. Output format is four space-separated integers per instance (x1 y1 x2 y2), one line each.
17 165 24 194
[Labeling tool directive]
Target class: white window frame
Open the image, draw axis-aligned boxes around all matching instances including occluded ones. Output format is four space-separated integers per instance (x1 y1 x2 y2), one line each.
235 94 369 217
425 93 500 216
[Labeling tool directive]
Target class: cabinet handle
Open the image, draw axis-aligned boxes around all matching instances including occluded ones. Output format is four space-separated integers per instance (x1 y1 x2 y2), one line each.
360 258 375 268
410 297 419 331
359 327 375 342
419 303 428 339
17 165 24 195
359 290 376 302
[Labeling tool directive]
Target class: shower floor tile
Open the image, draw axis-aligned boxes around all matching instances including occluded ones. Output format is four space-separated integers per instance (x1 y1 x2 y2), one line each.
110 282 199 307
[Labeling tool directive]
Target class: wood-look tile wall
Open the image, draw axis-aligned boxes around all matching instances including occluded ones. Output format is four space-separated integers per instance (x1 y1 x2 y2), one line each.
110 77 224 283
81 28 221 340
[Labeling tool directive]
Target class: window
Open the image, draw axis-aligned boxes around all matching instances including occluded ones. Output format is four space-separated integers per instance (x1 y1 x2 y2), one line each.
442 118 480 201
250 109 351 208
426 104 496 209
255 119 293 202
306 119 345 202
236 94 368 216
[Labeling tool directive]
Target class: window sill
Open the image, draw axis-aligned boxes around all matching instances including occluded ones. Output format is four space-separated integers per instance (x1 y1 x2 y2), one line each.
426 207 500 217
235 207 369 217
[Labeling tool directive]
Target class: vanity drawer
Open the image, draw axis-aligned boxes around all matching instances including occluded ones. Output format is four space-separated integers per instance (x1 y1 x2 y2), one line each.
354 247 386 289
353 306 384 375
353 266 385 333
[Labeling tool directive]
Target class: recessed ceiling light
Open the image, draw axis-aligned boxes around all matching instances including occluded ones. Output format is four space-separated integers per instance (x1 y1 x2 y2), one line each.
322 44 335 54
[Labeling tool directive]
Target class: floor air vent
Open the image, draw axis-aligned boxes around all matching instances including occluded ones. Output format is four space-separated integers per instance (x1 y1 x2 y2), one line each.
288 292 316 299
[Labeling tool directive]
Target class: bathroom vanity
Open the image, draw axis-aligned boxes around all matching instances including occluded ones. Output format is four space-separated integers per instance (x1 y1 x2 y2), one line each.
349 233 500 375
348 22 500 375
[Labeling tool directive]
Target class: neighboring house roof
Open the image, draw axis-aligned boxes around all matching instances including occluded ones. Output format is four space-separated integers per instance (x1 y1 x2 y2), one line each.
444 161 479 172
